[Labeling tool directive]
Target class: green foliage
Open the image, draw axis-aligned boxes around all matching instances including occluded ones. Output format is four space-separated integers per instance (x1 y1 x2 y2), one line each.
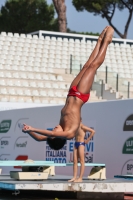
72 0 133 38
67 28 100 36
0 0 58 33
72 0 122 17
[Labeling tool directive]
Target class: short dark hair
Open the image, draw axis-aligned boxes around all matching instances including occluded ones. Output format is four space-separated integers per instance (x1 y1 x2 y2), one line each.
47 138 66 150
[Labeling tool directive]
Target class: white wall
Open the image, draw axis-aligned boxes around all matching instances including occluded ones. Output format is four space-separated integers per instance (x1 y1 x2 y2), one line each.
0 99 133 178
0 102 50 111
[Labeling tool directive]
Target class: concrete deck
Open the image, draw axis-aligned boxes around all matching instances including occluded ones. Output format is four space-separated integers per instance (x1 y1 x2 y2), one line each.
0 175 133 194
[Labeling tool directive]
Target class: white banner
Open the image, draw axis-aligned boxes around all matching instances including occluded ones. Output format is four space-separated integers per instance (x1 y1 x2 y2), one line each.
0 99 133 178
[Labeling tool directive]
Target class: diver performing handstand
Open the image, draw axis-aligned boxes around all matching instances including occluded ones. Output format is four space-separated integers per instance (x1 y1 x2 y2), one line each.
22 26 114 150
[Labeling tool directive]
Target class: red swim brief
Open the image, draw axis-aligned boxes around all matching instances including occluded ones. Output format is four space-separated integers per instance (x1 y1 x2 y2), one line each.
67 86 90 103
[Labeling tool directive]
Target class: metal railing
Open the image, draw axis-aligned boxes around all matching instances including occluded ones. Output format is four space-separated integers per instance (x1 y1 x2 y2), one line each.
99 66 133 99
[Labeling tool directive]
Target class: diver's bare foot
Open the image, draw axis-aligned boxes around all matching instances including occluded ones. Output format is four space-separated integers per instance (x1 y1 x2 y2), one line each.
74 178 82 182
104 26 114 43
68 177 76 182
98 26 109 41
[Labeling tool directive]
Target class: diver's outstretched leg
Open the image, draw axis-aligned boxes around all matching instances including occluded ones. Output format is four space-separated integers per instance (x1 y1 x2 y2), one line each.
77 26 114 94
69 26 109 89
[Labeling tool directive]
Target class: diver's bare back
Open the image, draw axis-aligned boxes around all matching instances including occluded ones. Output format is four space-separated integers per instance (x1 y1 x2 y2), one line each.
59 96 83 137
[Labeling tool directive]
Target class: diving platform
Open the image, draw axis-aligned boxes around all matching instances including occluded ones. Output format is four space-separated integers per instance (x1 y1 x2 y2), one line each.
0 175 132 199
0 161 133 199
0 160 106 180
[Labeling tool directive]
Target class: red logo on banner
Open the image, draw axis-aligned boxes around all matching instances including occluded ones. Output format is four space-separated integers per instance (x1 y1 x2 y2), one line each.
14 155 28 168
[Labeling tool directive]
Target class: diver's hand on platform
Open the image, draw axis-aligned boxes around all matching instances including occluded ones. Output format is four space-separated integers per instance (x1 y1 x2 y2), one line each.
22 124 34 132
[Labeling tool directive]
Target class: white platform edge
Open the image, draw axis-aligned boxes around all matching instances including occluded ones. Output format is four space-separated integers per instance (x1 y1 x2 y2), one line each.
0 181 133 193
